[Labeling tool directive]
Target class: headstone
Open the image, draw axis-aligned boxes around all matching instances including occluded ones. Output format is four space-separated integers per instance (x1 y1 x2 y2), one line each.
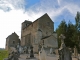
74 46 78 58
39 45 46 60
13 52 19 60
50 48 53 54
19 46 23 54
58 34 72 60
30 46 34 58
24 46 28 54
17 43 20 53
26 47 28 54
7 51 19 60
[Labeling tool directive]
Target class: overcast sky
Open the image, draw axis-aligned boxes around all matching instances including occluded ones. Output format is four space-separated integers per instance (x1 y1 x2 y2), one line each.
0 0 80 48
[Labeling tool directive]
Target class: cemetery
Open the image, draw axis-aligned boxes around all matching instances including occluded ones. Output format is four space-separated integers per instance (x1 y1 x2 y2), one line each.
4 34 80 60
4 12 80 60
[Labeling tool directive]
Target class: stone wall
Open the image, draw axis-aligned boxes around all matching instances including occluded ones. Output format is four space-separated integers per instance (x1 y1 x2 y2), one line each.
5 32 20 50
21 13 57 53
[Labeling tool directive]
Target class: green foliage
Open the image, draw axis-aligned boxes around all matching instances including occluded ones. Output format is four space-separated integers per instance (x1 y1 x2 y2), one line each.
66 21 76 47
56 20 67 48
0 50 8 60
75 11 80 53
56 20 76 48
56 11 80 51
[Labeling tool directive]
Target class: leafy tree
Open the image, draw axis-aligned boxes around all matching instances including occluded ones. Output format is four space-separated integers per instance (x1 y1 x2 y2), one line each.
75 11 80 53
56 20 76 48
56 20 67 48
56 11 80 51
66 21 76 47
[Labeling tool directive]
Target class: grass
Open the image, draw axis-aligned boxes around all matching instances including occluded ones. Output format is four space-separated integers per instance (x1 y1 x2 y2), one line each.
0 50 8 60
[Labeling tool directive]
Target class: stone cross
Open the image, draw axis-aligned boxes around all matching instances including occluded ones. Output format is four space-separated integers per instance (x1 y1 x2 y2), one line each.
58 34 72 60
59 34 65 44
59 34 66 48
74 46 78 58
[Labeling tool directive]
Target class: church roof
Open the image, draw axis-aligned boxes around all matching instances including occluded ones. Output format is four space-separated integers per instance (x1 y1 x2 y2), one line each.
33 13 53 23
6 32 19 39
22 13 53 30
41 32 57 40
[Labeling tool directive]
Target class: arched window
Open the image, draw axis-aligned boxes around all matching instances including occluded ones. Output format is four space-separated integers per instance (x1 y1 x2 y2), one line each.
13 40 15 44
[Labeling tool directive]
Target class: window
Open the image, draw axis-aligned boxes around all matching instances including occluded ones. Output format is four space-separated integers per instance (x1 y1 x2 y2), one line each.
13 40 15 44
43 40 44 45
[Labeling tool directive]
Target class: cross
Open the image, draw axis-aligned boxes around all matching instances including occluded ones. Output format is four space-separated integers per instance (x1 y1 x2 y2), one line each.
59 34 65 44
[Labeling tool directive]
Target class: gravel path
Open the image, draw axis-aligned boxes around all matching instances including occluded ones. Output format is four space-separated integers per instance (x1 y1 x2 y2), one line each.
18 54 79 60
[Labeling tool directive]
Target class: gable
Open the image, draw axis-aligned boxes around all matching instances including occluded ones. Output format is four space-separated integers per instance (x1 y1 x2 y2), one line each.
38 13 53 23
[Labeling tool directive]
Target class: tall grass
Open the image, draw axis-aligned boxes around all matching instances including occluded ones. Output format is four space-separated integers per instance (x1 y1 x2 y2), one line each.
0 50 8 60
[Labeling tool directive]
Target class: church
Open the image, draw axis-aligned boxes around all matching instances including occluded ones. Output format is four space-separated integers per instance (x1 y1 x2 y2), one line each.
21 13 58 53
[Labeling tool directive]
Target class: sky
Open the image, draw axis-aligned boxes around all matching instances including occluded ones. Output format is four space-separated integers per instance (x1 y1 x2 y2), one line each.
0 0 80 48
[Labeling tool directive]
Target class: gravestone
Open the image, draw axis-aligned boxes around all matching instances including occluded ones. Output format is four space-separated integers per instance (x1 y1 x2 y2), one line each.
30 46 34 58
19 46 23 54
58 34 72 60
7 51 19 60
50 48 53 54
39 46 46 60
24 46 28 54
74 46 78 58
17 43 20 53
26 47 28 54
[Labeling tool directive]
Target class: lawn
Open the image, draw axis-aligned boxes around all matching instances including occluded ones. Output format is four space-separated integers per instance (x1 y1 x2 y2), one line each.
0 50 8 60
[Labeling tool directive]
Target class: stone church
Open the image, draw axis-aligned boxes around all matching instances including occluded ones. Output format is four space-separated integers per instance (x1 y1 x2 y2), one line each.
21 13 58 52
5 32 20 50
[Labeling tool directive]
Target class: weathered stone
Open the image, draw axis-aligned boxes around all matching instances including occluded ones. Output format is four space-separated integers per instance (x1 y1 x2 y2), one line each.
58 34 72 60
50 48 53 54
21 13 58 53
30 46 34 58
74 46 78 58
5 32 20 51
39 46 46 60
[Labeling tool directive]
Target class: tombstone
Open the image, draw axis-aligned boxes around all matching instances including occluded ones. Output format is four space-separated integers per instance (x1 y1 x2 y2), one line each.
17 43 20 53
24 46 28 54
50 48 53 54
7 51 19 60
30 46 34 58
7 52 13 60
74 46 78 58
39 45 46 60
26 47 28 54
58 34 72 60
19 46 23 54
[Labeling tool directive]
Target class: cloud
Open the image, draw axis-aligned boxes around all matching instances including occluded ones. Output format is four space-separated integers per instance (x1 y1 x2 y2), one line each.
0 0 80 48
0 0 25 12
0 0 26 48
24 0 80 22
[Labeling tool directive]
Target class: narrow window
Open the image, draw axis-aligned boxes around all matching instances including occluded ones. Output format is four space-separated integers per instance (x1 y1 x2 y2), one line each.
13 40 15 44
43 40 44 45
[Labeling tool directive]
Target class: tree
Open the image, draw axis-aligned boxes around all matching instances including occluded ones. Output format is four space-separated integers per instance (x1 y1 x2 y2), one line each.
56 20 67 48
66 21 76 47
56 20 76 48
75 11 80 53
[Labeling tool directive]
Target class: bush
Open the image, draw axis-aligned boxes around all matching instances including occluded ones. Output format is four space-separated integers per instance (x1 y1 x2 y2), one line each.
0 50 8 60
